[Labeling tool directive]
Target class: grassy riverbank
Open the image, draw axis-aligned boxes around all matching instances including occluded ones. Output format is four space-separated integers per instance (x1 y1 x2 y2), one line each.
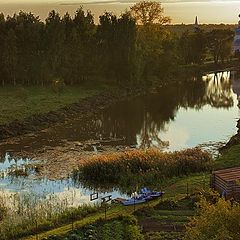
0 59 237 127
20 174 210 240
17 144 240 240
0 84 109 125
215 144 240 169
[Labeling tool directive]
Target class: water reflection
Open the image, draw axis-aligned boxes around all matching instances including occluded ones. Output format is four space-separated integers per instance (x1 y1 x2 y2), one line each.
0 71 239 154
0 70 240 205
0 153 124 206
203 71 233 108
97 71 238 150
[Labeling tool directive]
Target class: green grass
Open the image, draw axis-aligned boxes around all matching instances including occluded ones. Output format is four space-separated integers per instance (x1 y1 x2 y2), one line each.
0 84 109 125
163 174 210 198
214 144 240 169
44 215 144 240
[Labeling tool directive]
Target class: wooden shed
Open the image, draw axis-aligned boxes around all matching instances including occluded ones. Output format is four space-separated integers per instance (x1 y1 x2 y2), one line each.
211 167 240 199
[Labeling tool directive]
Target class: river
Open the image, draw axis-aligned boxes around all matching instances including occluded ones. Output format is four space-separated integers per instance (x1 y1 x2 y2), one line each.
0 70 240 205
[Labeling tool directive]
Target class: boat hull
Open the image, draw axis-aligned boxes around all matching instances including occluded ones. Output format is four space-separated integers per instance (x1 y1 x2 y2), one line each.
122 199 146 206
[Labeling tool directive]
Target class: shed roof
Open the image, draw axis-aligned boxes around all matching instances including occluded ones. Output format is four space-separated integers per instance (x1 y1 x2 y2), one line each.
213 167 240 183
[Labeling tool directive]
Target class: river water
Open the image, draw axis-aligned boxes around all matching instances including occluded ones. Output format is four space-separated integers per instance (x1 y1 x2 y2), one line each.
0 70 240 205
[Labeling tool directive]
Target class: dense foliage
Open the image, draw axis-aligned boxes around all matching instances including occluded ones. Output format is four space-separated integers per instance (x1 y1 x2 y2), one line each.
74 148 212 192
0 1 235 87
185 198 240 240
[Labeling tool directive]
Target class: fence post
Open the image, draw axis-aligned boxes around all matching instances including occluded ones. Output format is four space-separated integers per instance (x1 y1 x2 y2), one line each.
36 219 38 240
72 211 74 231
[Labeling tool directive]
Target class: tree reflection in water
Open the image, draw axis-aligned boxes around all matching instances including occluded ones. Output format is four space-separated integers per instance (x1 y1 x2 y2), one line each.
0 71 236 156
231 71 240 106
203 71 233 108
97 71 235 149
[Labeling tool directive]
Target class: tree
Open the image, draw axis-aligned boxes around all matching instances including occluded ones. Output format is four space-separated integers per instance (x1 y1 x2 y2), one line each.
45 10 65 80
97 12 137 85
136 24 176 85
0 13 6 86
179 30 206 64
207 29 234 64
129 1 174 86
185 198 240 240
71 8 96 83
3 29 17 85
14 11 43 85
130 1 171 25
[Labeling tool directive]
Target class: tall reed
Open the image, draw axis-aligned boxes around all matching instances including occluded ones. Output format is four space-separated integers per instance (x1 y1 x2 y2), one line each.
0 191 99 240
74 148 212 191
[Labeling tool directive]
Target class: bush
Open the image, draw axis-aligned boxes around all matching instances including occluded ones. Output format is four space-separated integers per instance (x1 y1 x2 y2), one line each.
185 198 240 240
189 188 220 208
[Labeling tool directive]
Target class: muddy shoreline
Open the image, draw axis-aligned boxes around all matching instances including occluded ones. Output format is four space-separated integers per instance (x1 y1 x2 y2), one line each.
0 89 143 179
1 63 238 142
0 89 139 141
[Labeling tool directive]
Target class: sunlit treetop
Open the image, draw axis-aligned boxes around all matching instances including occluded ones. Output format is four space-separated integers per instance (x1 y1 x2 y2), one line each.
130 1 171 25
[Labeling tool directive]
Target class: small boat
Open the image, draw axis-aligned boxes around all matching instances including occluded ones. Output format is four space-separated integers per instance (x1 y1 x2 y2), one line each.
122 192 146 206
121 188 164 206
140 187 164 199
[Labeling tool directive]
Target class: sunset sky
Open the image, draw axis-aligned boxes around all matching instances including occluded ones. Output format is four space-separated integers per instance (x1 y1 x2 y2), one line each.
0 0 239 24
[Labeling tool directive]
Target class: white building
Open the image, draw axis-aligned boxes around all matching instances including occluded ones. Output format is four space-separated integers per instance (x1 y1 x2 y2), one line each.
233 15 240 55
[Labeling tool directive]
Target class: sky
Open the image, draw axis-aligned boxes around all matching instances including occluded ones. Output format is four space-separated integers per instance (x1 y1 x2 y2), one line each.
0 0 239 24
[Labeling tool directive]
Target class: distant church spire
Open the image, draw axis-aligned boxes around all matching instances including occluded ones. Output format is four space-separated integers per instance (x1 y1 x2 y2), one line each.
195 16 198 26
194 16 199 32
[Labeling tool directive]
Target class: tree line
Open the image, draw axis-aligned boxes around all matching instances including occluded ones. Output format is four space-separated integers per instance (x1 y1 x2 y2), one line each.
0 1 235 87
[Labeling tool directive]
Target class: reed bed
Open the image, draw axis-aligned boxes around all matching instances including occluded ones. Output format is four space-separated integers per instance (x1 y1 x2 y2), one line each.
0 192 99 240
74 148 212 191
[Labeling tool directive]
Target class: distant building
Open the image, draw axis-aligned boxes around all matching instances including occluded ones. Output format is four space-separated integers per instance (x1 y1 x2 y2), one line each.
194 16 199 32
233 15 240 55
